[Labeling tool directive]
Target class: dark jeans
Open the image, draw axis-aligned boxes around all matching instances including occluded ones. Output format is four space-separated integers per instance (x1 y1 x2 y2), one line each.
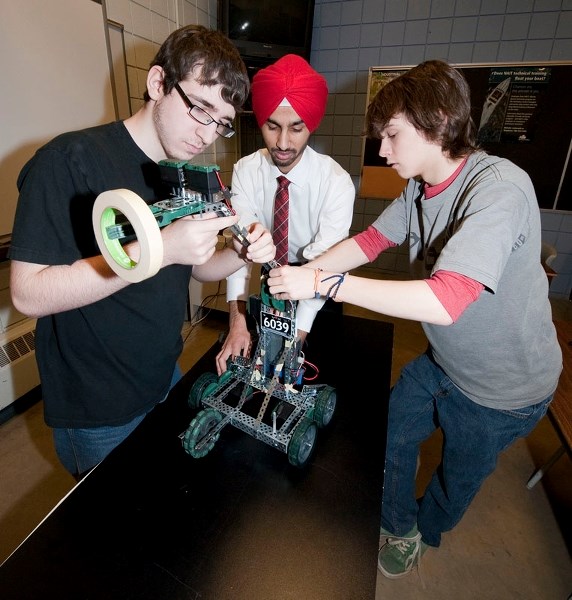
53 364 183 478
381 352 552 547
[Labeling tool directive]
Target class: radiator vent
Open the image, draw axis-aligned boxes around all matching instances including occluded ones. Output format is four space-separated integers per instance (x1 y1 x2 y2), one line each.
0 329 36 368
0 318 40 411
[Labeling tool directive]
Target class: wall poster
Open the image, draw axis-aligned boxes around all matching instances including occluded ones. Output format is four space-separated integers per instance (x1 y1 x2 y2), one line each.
361 62 572 211
477 66 550 144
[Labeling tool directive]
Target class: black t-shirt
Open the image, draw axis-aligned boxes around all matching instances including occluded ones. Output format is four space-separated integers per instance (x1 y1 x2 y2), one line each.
9 122 193 427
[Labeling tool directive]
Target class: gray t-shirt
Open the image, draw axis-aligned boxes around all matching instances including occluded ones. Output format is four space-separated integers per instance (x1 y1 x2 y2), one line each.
372 151 562 409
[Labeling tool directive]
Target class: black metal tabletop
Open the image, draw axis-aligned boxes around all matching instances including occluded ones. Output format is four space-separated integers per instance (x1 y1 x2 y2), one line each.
0 310 393 600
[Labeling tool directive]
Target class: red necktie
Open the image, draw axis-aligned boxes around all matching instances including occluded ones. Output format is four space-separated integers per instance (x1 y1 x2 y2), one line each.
273 175 290 265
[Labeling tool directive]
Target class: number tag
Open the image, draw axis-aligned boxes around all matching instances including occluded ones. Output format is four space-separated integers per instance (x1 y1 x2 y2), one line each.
260 309 293 338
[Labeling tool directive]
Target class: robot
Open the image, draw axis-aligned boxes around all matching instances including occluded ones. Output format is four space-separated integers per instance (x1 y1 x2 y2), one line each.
92 162 336 467
92 160 252 283
182 276 337 467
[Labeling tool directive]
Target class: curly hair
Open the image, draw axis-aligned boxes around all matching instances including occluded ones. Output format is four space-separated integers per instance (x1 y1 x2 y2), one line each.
143 24 249 110
365 60 479 159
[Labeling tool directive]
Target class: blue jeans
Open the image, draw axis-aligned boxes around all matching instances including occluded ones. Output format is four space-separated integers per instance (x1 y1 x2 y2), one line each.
53 364 182 478
381 352 552 547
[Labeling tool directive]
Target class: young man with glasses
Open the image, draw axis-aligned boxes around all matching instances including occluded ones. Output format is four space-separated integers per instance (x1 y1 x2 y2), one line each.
9 25 275 479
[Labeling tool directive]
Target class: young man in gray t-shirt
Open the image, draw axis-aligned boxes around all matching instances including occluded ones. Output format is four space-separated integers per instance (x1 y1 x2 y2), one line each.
266 60 561 579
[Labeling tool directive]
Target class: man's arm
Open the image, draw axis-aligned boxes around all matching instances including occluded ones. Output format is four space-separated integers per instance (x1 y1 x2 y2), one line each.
268 239 453 326
10 256 131 319
215 299 251 375
214 159 264 374
211 223 277 374
11 213 240 318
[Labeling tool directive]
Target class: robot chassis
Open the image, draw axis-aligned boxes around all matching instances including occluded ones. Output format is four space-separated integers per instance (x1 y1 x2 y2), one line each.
92 161 337 467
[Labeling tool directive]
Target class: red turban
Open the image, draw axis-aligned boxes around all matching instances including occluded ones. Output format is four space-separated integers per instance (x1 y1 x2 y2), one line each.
251 54 328 133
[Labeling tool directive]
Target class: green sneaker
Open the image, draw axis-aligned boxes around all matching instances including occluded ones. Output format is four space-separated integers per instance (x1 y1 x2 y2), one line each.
378 527 426 579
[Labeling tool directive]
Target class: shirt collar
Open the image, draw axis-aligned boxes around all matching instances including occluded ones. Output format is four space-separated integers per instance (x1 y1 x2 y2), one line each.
269 146 312 188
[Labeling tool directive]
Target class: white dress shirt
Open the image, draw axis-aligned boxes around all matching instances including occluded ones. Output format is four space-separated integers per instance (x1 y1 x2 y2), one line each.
226 145 356 332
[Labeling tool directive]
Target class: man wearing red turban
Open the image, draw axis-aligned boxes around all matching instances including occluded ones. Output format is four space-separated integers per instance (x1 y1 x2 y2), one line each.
250 53 328 133
216 54 356 375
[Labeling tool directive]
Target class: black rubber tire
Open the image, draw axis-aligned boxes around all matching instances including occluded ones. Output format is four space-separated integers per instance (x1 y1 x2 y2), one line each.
313 386 337 428
188 372 218 409
287 419 317 467
182 408 223 458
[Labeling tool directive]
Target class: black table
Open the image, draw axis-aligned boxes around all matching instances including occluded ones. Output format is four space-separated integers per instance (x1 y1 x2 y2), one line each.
0 310 393 599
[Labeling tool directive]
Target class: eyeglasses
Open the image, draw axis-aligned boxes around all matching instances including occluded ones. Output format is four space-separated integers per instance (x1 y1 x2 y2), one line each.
174 83 236 139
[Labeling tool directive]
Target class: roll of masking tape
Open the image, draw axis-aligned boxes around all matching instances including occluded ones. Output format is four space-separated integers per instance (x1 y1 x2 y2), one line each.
92 189 164 283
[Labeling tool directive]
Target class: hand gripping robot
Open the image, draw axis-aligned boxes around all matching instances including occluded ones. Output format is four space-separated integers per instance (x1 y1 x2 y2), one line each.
92 162 337 467
92 161 246 283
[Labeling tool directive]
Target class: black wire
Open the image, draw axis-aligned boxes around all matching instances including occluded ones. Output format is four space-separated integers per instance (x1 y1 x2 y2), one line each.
182 281 224 343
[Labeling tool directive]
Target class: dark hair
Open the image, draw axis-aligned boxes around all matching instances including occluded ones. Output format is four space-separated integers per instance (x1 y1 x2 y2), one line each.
365 60 478 159
143 25 249 110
